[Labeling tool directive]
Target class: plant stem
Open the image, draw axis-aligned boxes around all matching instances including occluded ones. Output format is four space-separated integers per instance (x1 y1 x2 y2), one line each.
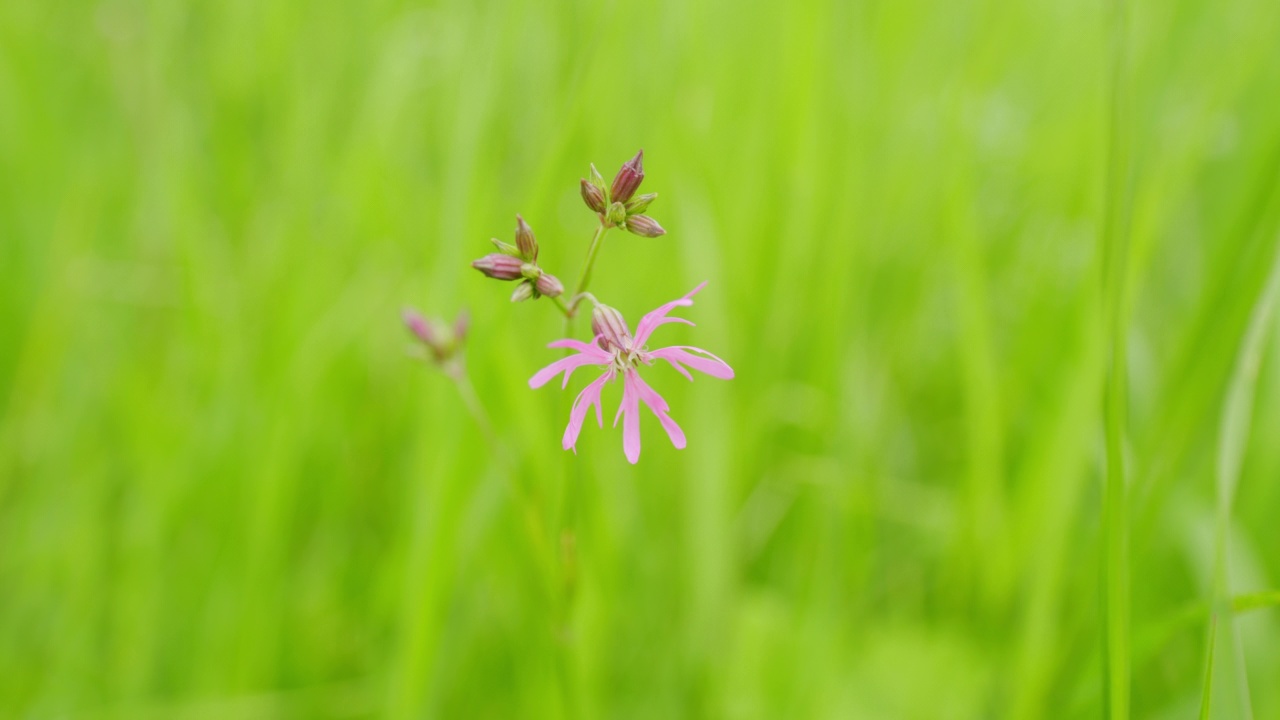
547 219 610 720
568 222 609 320
1200 239 1280 719
549 294 572 318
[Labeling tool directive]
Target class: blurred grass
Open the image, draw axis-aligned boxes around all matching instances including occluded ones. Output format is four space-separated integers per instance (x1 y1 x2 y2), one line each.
2 0 1280 718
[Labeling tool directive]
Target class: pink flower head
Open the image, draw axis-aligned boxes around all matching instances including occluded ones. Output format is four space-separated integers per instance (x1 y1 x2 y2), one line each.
529 282 734 464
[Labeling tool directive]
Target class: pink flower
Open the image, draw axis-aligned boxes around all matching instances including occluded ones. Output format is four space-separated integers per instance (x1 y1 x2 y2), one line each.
529 282 734 464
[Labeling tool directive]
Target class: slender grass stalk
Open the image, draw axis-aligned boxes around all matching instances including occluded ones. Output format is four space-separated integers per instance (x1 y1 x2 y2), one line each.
1100 1 1133 717
1200 237 1280 719
1199 614 1218 720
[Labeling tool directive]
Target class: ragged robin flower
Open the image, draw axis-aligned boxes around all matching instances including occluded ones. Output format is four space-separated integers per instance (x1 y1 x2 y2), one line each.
528 282 733 464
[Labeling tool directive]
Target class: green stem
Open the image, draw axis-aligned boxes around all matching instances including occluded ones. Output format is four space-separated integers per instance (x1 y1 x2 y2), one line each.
549 294 572 318
569 222 609 320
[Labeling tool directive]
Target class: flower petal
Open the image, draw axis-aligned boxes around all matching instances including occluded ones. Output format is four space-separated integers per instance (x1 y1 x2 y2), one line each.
632 281 707 347
631 372 686 450
529 351 610 389
547 337 612 360
562 372 611 451
649 345 735 380
620 371 642 464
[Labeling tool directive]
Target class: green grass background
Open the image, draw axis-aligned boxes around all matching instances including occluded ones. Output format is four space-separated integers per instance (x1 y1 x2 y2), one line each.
3 0 1280 717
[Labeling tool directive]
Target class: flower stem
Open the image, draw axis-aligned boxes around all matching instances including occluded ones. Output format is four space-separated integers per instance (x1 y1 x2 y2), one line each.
549 294 572 318
568 222 609 319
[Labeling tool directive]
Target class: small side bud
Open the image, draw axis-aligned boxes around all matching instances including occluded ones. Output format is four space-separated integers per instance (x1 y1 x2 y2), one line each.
624 214 666 238
580 178 606 214
403 307 465 363
520 262 542 281
591 304 631 352
609 150 645 204
452 310 469 345
472 253 525 280
536 273 564 297
403 308 437 348
510 281 536 303
514 214 538 261
491 238 520 256
588 163 607 193
606 201 627 227
625 192 657 215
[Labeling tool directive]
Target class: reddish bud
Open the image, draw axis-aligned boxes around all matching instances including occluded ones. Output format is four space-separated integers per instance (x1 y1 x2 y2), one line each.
591 304 631 352
609 150 645 204
580 178 606 214
514 214 538 261
623 214 666 238
403 307 466 363
402 308 437 348
472 253 524 280
536 273 564 298
452 310 469 345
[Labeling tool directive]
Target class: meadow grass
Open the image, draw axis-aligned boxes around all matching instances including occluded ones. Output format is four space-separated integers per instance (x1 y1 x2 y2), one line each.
2 0 1280 717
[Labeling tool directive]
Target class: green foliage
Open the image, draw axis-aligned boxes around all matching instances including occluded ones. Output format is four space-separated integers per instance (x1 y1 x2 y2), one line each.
2 0 1279 717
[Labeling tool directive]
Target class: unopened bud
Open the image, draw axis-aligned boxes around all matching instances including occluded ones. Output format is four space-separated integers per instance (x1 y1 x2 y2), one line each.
591 304 631 352
403 307 464 363
609 150 645 204
606 201 627 227
514 214 538 261
623 214 666 238
510 281 535 303
588 163 607 193
520 262 542 281
452 310 469 345
472 253 524 280
625 192 657 215
491 238 520 256
580 178 606 214
402 308 437 348
536 273 564 297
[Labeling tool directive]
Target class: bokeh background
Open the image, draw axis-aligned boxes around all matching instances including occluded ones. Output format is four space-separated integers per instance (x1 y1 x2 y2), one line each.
3 0 1280 717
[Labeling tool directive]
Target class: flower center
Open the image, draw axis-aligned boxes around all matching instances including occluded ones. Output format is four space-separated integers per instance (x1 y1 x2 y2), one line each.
610 346 647 374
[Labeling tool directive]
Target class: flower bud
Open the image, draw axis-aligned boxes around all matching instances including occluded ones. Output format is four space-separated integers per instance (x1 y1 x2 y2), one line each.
403 307 466 363
514 214 538 261
609 150 644 204
591 304 631 352
491 238 520 256
625 192 657 215
588 163 607 193
536 272 564 297
472 253 525 280
606 201 627 227
580 178 606 214
520 262 542 281
623 214 666 238
510 281 535 303
452 310 469 345
402 308 438 348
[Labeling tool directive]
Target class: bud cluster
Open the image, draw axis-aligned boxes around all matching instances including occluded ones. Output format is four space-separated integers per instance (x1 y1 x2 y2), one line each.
472 215 564 302
580 151 667 238
403 308 469 365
